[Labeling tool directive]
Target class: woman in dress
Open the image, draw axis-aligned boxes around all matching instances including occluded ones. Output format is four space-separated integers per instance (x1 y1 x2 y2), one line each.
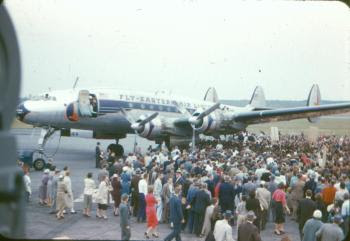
111 173 121 216
145 186 159 239
272 182 290 235
39 169 50 205
97 175 109 219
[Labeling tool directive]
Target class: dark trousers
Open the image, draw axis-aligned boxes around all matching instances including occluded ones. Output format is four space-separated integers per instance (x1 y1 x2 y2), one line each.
261 209 268 230
25 191 30 202
164 224 182 241
193 212 205 236
121 226 131 241
137 193 146 222
95 157 101 168
131 192 139 217
187 210 195 233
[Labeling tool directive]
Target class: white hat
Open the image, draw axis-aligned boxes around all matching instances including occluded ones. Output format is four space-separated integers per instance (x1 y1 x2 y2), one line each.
260 180 266 185
44 169 50 173
122 166 128 171
313 210 322 219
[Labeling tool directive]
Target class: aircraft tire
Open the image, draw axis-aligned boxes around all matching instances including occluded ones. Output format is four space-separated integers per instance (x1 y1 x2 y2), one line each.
114 144 124 157
33 158 45 171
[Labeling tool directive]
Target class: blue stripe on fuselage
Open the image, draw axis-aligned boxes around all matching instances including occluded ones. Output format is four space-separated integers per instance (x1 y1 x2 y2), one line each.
98 99 195 114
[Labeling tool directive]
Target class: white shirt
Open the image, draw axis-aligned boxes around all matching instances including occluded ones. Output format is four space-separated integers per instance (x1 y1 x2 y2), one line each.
138 179 148 196
154 178 162 198
213 219 234 241
84 178 96 195
23 174 31 194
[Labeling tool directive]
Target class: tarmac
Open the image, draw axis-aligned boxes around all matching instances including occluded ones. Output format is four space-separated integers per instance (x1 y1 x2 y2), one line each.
12 128 300 240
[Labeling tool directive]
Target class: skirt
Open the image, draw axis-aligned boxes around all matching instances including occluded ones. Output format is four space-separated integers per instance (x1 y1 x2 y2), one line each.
98 203 108 210
274 201 285 224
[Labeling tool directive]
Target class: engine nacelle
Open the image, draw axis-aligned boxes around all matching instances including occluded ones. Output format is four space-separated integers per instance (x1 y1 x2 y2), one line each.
193 112 220 134
136 116 164 140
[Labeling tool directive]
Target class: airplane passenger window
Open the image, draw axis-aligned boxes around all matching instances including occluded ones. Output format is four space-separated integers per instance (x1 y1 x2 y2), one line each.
141 104 145 109
128 103 133 108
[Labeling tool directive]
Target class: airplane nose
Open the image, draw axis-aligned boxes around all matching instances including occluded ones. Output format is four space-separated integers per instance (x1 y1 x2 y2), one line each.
16 102 30 121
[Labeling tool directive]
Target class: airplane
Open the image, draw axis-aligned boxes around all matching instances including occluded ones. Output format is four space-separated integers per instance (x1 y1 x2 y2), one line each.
16 84 350 170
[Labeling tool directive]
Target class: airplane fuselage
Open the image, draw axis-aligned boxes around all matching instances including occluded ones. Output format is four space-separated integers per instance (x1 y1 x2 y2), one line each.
17 88 250 140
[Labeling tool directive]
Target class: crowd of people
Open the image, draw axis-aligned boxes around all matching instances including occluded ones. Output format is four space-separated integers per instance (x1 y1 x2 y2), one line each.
22 131 350 241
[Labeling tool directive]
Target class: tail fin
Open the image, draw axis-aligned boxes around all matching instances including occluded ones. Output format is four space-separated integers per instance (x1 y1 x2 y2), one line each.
307 84 321 123
249 86 266 109
204 87 219 103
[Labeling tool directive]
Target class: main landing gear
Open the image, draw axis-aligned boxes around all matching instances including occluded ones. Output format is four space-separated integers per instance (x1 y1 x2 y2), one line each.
32 127 57 171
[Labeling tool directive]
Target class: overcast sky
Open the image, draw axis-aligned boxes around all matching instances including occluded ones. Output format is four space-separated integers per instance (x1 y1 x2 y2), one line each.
5 0 350 101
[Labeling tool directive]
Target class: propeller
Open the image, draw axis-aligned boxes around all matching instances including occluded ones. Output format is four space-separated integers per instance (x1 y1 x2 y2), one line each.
174 101 221 152
120 108 159 153
120 108 159 132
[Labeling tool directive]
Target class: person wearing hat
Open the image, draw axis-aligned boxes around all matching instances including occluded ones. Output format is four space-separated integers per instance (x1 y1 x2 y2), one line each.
237 210 261 241
302 210 323 241
39 169 50 205
213 210 234 241
316 214 344 241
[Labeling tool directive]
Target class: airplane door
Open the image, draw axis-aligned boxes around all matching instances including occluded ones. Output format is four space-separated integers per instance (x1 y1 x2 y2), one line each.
78 90 93 117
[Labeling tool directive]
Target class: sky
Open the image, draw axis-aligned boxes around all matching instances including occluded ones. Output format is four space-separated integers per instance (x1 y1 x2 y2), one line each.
5 0 350 101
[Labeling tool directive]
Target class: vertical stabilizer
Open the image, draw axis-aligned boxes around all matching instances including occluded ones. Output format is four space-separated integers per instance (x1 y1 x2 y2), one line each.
204 87 219 103
249 86 266 108
307 84 321 123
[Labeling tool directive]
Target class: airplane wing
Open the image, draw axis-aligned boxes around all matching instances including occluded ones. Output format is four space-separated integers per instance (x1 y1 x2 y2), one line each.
233 103 350 125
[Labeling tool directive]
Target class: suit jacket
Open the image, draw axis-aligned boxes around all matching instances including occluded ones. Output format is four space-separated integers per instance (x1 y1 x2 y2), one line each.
297 198 316 227
238 222 261 241
119 202 130 228
218 182 234 206
169 194 183 225
193 190 210 214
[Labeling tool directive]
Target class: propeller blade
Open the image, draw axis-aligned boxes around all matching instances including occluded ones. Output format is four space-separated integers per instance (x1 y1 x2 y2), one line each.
138 112 159 126
120 108 136 124
174 101 192 117
196 102 221 120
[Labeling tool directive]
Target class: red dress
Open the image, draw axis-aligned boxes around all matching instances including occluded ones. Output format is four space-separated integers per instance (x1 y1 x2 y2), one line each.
145 193 158 228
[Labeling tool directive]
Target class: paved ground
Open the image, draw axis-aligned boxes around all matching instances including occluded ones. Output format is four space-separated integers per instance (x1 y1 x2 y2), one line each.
13 128 300 240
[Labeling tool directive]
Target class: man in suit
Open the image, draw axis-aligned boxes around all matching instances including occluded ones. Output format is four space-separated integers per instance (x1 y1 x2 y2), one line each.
162 177 174 223
119 194 131 241
297 189 316 240
237 211 262 241
164 186 184 241
219 175 235 213
192 183 210 236
95 142 102 168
